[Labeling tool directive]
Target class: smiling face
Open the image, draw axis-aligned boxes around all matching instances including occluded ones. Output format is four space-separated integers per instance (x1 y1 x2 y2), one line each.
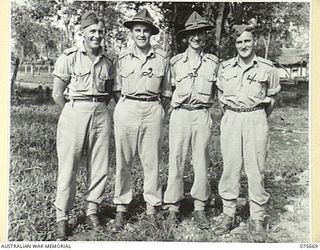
186 30 206 51
235 31 255 61
82 21 105 51
131 23 152 50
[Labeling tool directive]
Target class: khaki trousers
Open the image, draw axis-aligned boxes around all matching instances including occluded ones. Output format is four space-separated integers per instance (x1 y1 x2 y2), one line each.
113 98 164 213
164 108 212 211
219 109 270 220
54 101 111 221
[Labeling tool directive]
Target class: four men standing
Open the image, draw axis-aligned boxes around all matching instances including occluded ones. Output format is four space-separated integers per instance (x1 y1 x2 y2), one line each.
52 8 280 242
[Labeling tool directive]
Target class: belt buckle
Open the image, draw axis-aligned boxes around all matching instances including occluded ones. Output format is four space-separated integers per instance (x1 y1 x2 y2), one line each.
92 97 98 102
145 96 152 102
234 107 240 112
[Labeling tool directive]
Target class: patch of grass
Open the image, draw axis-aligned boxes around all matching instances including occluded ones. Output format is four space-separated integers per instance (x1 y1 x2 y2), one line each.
8 87 309 242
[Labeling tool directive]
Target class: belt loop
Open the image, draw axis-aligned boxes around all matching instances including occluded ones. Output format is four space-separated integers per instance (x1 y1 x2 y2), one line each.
122 95 126 102
71 99 74 107
158 95 161 104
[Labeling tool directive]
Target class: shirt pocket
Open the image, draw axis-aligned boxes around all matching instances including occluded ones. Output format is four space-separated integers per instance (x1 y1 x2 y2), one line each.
71 65 91 92
175 72 191 96
249 76 268 99
96 65 110 93
120 67 135 94
144 67 164 94
221 71 238 96
197 73 215 96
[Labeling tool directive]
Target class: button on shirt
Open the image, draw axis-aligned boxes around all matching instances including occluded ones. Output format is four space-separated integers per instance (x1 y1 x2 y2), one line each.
113 45 172 98
216 55 281 108
170 50 219 108
53 42 114 98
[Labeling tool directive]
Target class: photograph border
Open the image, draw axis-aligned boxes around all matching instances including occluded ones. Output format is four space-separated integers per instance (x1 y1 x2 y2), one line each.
1 0 319 244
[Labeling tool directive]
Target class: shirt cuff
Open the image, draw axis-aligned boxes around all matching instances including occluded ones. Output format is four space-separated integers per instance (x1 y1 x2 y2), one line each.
112 84 121 92
52 71 70 83
161 90 172 98
267 85 281 96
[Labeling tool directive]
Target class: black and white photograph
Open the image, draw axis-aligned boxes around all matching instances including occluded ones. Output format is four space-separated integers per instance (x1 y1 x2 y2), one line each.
7 0 313 244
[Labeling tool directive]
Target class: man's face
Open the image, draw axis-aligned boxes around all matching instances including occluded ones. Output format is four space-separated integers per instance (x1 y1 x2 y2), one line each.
235 31 255 60
131 23 152 50
187 30 206 50
82 21 105 50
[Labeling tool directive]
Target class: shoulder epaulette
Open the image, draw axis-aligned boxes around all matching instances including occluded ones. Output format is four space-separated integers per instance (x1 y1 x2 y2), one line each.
257 56 273 67
101 50 113 62
154 48 168 58
204 53 219 64
63 47 78 55
118 50 131 60
221 57 236 68
170 53 184 65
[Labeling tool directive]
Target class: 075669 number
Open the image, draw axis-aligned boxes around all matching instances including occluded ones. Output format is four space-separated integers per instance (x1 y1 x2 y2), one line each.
300 244 318 248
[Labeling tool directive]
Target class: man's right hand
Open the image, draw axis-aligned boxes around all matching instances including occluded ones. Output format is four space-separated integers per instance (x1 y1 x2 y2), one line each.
52 77 67 110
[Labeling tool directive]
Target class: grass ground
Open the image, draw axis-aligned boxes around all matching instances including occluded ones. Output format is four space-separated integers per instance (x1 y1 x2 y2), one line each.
9 81 309 242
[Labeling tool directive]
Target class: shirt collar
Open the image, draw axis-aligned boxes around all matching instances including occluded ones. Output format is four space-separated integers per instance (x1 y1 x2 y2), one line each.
79 42 103 58
130 45 155 58
233 54 258 67
182 48 204 63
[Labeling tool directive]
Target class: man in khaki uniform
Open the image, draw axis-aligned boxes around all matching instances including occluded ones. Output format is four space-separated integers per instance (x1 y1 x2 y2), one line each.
163 11 218 230
214 25 280 242
111 9 171 232
52 11 114 240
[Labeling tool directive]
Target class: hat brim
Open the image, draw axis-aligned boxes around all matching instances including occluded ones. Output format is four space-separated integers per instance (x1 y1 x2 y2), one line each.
177 25 214 38
124 21 159 35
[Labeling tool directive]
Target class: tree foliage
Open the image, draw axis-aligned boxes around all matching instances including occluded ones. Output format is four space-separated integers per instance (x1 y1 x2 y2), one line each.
11 1 309 63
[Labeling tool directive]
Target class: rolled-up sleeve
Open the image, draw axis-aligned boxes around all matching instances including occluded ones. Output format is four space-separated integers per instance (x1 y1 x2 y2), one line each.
267 67 281 96
216 65 224 92
52 54 71 83
160 57 172 98
112 57 122 92
170 62 176 87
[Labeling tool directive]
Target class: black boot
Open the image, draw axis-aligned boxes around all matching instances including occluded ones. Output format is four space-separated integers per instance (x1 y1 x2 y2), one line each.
193 210 210 230
86 214 105 232
56 220 68 241
248 219 267 243
214 214 234 235
111 212 126 233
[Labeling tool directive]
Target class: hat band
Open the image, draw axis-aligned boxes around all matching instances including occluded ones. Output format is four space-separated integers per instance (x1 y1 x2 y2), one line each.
186 21 210 29
131 17 153 24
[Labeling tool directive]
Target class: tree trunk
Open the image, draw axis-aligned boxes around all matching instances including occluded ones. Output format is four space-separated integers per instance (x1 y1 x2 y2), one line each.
215 2 225 57
265 32 271 59
11 57 20 96
172 4 178 54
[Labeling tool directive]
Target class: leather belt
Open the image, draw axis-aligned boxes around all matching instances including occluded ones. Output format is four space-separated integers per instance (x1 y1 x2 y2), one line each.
122 95 159 102
67 96 106 102
225 104 264 112
177 105 208 111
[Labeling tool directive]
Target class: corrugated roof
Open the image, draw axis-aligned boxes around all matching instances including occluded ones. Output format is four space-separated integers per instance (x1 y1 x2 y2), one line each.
275 48 309 66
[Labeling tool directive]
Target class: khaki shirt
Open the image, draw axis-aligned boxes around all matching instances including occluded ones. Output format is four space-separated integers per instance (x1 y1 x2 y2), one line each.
216 55 281 108
53 42 114 98
113 45 172 98
170 50 219 108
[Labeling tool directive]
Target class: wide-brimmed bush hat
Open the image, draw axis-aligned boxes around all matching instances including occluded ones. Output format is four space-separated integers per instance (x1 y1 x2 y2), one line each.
123 9 159 35
177 11 214 38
